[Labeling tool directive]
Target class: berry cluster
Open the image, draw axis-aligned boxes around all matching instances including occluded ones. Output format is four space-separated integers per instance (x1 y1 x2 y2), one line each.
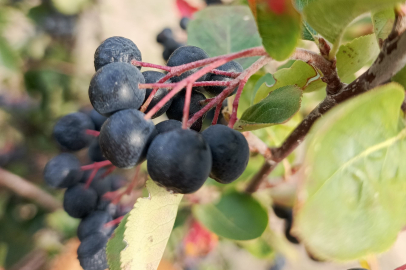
43 35 250 269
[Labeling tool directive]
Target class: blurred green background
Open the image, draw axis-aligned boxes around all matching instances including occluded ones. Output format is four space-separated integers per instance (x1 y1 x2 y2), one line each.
0 0 405 270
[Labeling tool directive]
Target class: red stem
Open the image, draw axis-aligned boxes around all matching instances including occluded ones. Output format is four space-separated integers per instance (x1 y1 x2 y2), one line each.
182 83 193 129
81 160 112 171
144 48 265 120
131 59 241 78
101 166 116 177
131 60 172 72
228 79 248 128
187 56 271 128
140 73 173 113
84 168 98 189
210 69 240 78
212 101 224 125
138 81 231 89
104 216 124 228
86 129 100 137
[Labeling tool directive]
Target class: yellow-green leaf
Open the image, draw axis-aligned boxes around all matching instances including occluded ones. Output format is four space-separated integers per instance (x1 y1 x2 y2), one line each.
372 9 395 42
336 34 380 81
254 61 325 103
303 0 403 44
295 83 406 261
118 180 183 270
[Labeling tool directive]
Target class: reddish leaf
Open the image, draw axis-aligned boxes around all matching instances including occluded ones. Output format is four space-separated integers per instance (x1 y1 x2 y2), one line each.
267 0 286 14
176 0 199 18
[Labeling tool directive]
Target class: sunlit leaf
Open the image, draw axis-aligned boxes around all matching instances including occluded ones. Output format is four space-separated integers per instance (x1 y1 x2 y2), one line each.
336 34 380 81
108 180 183 270
302 0 402 45
372 9 395 42
254 61 325 103
295 83 406 261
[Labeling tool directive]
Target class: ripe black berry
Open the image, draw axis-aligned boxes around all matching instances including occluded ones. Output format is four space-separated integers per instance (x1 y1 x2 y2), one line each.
63 184 98 218
88 139 106 162
89 109 107 131
201 125 249 183
180 17 190 30
142 71 172 118
94 36 142 71
272 204 292 220
77 211 113 241
90 175 116 197
99 109 157 168
162 39 183 61
53 112 95 151
284 218 299 244
155 120 182 134
43 153 83 188
166 46 209 82
156 28 173 44
205 60 243 97
147 129 212 194
89 62 146 116
77 233 108 270
166 90 206 132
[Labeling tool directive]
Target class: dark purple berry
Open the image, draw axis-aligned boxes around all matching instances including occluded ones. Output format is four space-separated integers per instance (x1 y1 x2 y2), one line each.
94 36 142 71
63 184 98 218
89 62 145 116
43 153 83 188
53 112 95 151
147 129 212 194
99 109 157 168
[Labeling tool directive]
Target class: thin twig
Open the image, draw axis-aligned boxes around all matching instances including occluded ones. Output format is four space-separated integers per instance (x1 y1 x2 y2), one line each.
0 168 61 211
182 83 193 129
245 12 406 193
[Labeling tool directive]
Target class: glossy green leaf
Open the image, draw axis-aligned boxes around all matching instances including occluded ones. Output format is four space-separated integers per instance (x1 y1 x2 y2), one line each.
254 61 325 103
109 180 183 270
302 0 402 44
295 83 406 261
187 6 262 68
372 9 395 42
392 65 406 89
234 85 302 131
254 1 302 61
193 191 268 240
336 34 380 81
106 214 129 270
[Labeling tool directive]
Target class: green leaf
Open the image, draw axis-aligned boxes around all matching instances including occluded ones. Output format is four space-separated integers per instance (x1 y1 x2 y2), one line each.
111 180 183 270
301 21 318 41
187 6 262 68
0 36 20 71
372 9 395 42
254 1 302 61
302 0 402 44
294 0 318 41
295 83 406 261
238 237 273 259
106 214 129 270
251 73 276 104
392 65 406 89
235 85 302 131
254 61 325 103
193 191 268 240
336 34 380 81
